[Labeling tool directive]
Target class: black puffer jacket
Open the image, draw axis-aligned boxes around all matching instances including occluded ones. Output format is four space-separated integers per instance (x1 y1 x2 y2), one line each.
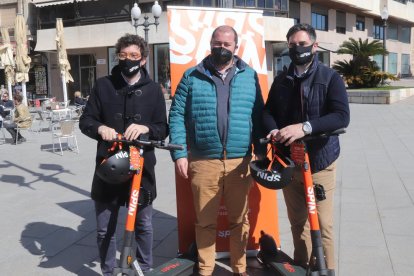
80 65 168 206
263 57 350 173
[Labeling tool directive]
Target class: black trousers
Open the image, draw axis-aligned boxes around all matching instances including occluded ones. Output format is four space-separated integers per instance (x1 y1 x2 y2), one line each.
3 121 23 140
94 200 153 276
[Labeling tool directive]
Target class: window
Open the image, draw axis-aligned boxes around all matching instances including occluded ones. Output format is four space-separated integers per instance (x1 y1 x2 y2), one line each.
401 26 411 43
289 0 300 24
388 52 398 74
336 11 346 34
234 0 288 15
68 54 96 97
373 55 383 71
274 55 291 76
311 5 328 31
154 44 171 97
387 23 398 40
107 47 118 73
192 0 214 7
373 23 384 39
356 16 365 31
317 51 330 67
312 12 328 31
401 54 411 76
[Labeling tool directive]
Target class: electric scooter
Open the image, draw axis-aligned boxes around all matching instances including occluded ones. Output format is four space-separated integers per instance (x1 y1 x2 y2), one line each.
256 129 346 276
106 134 185 276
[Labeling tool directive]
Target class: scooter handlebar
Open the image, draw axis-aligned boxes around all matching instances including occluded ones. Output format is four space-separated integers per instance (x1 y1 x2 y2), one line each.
108 137 184 151
148 140 184 151
302 128 346 141
260 138 270 144
260 128 346 145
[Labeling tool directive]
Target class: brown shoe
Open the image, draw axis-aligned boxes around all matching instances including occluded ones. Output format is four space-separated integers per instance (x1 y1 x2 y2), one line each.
233 273 248 276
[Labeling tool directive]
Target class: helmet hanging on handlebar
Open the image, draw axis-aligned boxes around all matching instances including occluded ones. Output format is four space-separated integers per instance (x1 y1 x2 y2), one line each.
249 149 295 190
96 149 132 185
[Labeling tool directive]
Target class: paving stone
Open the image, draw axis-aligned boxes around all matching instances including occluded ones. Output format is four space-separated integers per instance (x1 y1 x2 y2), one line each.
2 96 414 275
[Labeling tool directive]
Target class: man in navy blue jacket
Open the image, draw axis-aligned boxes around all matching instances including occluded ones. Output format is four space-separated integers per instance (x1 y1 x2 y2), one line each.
263 23 350 272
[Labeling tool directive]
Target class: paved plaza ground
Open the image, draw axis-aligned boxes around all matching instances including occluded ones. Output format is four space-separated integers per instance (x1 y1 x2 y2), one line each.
1 95 414 275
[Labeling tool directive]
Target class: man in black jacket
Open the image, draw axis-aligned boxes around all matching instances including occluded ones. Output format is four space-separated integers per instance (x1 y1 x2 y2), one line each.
79 34 168 275
263 23 350 272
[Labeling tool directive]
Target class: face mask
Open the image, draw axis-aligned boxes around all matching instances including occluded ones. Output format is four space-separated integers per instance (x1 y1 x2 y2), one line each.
119 59 141 77
289 44 314 66
211 47 233 66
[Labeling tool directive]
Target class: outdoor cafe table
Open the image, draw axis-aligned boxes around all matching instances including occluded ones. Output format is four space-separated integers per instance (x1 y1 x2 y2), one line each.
50 108 71 121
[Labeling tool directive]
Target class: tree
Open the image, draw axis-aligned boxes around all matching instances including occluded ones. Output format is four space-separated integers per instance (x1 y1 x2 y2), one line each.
332 38 397 88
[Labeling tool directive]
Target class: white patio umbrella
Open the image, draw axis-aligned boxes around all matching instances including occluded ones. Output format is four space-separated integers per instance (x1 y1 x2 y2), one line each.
15 14 31 106
0 27 15 99
56 18 73 104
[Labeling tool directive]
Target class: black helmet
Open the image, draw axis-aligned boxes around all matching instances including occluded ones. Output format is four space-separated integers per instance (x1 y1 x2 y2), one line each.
249 152 295 190
96 150 132 184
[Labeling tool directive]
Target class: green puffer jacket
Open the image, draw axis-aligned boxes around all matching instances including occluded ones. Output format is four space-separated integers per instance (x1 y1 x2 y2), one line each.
169 56 265 161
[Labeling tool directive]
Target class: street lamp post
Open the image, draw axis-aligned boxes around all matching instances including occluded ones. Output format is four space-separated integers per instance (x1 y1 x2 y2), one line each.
381 5 389 72
131 1 162 42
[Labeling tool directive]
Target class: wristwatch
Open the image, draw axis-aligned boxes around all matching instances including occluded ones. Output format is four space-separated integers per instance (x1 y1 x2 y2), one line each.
302 121 312 135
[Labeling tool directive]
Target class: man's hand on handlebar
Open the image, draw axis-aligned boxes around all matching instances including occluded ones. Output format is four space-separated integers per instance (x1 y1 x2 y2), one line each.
267 123 305 146
98 125 117 141
124 124 149 141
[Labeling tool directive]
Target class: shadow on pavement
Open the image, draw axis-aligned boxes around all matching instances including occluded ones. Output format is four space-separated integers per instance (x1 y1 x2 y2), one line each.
2 160 271 275
20 199 100 275
0 161 88 197
20 220 100 276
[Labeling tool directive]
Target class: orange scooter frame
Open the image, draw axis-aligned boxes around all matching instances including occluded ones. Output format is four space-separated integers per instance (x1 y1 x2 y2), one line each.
109 136 183 276
257 129 345 276
291 140 331 276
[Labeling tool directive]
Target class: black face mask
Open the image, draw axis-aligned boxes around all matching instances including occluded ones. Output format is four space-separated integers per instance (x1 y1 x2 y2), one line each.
289 44 314 66
119 59 141 77
211 47 233 66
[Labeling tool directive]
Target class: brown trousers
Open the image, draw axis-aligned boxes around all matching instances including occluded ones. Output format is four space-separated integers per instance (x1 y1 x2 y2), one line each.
189 157 252 275
283 161 336 269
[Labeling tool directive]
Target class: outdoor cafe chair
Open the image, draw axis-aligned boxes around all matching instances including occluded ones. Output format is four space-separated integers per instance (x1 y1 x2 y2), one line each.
29 111 49 133
14 117 33 145
9 109 32 145
51 120 79 155
0 119 6 145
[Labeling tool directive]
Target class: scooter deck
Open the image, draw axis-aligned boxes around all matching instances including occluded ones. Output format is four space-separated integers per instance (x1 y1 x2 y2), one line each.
258 250 306 276
146 257 195 276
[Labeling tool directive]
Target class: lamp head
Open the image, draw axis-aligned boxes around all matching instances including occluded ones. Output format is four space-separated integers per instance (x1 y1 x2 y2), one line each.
381 6 389 21
152 1 162 18
131 3 141 21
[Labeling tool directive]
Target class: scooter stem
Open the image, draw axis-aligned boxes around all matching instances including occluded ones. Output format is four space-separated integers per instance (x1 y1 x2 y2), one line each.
113 149 145 276
302 149 328 275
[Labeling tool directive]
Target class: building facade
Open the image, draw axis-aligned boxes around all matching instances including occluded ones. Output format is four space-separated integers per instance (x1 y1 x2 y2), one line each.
1 0 413 101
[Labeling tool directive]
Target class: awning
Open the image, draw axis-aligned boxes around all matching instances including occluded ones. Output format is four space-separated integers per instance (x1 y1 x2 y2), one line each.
31 0 96 7
35 18 169 51
31 0 74 7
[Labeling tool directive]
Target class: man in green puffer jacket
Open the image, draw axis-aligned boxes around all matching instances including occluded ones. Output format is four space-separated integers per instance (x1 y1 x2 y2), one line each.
169 25 266 276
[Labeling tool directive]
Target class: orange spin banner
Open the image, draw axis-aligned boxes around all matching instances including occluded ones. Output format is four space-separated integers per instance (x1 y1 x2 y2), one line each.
167 6 279 254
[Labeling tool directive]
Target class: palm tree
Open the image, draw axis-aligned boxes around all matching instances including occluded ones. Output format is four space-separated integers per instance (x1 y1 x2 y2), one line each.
333 38 396 88
336 38 387 57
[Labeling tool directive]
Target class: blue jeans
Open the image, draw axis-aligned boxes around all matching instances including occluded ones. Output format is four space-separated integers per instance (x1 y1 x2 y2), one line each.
95 201 153 276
